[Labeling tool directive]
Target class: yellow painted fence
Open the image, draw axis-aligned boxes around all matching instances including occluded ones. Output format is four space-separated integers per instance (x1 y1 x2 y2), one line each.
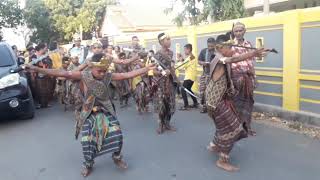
115 7 320 115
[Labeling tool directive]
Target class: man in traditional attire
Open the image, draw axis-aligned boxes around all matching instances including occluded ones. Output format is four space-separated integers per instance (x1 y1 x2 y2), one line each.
153 33 180 134
25 53 155 177
231 22 257 136
32 43 53 108
198 38 216 113
205 34 267 172
64 56 80 110
55 57 70 105
114 52 131 106
132 56 150 113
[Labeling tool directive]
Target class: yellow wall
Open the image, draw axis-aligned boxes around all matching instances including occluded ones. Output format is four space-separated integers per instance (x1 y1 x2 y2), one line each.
115 7 320 114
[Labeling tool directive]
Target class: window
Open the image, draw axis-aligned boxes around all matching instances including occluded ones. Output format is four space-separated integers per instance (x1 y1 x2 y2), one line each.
0 45 15 67
255 37 264 63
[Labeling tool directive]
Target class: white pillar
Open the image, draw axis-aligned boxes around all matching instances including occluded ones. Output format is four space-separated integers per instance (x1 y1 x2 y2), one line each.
263 0 270 14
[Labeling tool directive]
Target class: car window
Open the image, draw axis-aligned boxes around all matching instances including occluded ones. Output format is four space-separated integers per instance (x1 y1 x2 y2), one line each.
0 46 15 67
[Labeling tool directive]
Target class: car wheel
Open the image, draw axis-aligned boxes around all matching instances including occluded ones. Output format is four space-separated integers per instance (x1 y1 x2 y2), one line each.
22 86 35 119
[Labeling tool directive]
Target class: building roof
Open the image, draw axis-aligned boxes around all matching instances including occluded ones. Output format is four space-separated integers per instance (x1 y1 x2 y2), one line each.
100 4 175 36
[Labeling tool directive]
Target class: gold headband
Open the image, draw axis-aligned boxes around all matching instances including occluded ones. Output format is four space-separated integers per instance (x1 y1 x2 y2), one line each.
91 56 112 69
216 40 235 48
159 33 170 41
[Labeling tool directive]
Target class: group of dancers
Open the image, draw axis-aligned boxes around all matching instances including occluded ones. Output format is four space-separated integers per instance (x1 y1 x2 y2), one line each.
23 22 270 176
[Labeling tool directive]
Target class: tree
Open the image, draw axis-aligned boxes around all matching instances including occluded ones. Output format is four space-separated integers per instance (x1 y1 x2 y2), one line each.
24 0 60 44
24 0 117 43
0 0 24 28
165 0 246 26
44 0 116 41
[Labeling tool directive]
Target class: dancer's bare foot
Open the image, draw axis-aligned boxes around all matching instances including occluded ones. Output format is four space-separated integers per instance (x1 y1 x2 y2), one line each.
248 129 257 136
207 142 218 154
165 124 177 132
81 167 92 177
216 159 240 172
113 157 128 170
157 124 165 134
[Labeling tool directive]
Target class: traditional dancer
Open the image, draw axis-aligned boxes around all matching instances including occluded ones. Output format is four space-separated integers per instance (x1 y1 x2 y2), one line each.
32 43 53 108
114 52 131 106
132 56 150 113
54 57 70 105
64 56 80 110
25 53 155 177
205 34 268 172
153 33 179 134
231 22 257 136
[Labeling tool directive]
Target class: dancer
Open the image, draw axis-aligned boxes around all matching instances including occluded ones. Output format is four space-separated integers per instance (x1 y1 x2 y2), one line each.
231 22 257 136
153 33 179 134
25 53 155 177
205 34 268 172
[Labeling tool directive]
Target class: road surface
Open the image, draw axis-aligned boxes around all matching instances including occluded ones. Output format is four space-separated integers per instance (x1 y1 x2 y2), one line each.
1 100 320 180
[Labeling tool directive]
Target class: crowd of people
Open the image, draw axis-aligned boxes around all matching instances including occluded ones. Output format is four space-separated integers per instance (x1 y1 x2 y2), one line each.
19 22 270 176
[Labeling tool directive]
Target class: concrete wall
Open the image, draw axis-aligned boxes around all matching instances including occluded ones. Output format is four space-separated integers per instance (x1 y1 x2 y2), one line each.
115 7 320 118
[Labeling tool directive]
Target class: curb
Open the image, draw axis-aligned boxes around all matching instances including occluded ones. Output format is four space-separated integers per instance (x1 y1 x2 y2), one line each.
254 103 320 127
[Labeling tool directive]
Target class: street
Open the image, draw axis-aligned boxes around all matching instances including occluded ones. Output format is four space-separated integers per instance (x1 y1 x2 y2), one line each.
1 100 320 180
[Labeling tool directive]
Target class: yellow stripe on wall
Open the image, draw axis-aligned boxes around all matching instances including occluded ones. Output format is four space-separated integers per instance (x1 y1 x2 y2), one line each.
300 98 320 104
299 74 320 81
257 80 283 85
254 91 282 97
300 85 320 90
255 67 283 71
256 71 283 77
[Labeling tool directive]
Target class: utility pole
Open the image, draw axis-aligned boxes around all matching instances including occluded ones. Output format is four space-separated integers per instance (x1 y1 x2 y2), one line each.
263 0 270 14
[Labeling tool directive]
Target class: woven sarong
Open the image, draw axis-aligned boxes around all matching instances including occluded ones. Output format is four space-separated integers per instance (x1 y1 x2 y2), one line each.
81 111 123 168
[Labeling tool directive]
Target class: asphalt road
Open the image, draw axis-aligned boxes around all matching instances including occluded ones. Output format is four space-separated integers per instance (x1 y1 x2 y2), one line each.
1 100 320 180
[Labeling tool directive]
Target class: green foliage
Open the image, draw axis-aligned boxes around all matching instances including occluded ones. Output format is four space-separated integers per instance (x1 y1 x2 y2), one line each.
24 0 60 43
0 0 24 28
44 0 111 41
24 0 116 43
203 0 246 21
166 0 246 26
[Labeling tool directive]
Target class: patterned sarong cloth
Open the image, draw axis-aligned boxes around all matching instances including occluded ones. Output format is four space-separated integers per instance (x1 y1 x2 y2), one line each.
231 39 256 130
231 72 254 129
36 76 51 107
81 111 123 168
207 75 247 155
114 64 131 103
55 78 66 104
65 63 80 106
134 81 149 111
208 97 247 154
199 74 211 105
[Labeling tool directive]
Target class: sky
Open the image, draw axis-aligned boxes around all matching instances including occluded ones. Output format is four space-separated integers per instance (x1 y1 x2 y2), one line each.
3 0 181 49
